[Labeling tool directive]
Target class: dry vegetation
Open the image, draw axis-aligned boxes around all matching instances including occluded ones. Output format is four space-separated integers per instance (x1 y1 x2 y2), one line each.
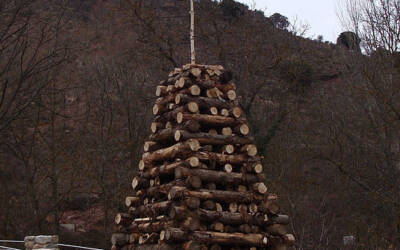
0 0 399 249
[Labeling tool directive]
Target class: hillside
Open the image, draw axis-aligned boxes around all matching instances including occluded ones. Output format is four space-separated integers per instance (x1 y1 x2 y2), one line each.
0 0 399 249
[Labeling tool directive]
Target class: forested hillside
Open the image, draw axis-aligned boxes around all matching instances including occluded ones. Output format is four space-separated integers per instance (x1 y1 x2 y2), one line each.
0 0 399 249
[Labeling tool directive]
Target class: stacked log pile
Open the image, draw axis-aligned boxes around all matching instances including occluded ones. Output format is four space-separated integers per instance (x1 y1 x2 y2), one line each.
112 64 295 250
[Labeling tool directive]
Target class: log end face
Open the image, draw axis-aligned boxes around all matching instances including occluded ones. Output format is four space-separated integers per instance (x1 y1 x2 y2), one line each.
175 130 182 141
177 112 184 124
227 90 237 100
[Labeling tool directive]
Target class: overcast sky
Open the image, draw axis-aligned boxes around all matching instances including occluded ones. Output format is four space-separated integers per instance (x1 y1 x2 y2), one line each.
236 0 343 42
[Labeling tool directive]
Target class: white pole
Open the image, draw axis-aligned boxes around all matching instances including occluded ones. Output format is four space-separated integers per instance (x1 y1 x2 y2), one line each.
190 0 196 64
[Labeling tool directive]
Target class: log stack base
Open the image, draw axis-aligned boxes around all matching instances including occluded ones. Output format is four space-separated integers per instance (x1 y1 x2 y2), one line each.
112 64 294 250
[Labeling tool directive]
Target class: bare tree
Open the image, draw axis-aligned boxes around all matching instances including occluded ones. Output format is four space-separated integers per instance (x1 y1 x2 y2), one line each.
338 0 400 53
0 0 69 133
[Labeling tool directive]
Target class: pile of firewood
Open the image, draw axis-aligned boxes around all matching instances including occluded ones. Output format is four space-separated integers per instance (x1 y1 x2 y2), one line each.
112 64 295 250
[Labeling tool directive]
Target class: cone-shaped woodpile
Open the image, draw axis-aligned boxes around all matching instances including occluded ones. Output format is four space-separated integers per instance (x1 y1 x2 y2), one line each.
112 64 295 250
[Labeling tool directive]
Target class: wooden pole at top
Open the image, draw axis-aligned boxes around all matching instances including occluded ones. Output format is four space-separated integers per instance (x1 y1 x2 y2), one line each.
190 0 196 64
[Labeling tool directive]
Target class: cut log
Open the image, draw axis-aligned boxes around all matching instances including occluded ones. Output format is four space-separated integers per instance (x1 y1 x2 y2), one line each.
253 182 268 194
221 127 232 136
226 90 237 101
234 124 250 136
246 163 263 174
144 141 162 152
187 156 200 167
164 228 268 246
142 140 200 164
284 234 296 245
127 221 174 234
249 203 258 214
174 167 259 185
132 177 149 190
168 186 264 203
206 87 223 98
259 194 280 214
181 120 201 133
210 107 218 115
125 197 141 207
175 77 189 88
229 202 238 213
153 104 168 116
165 122 173 129
220 109 229 117
149 128 175 143
168 103 176 110
164 228 187 242
187 102 199 113
215 82 236 92
197 208 283 227
174 130 253 145
193 152 251 165
155 92 177 106
131 201 172 217
270 214 290 225
241 144 258 157
137 180 184 199
177 113 237 127
156 86 168 97
147 160 188 178
190 68 202 77
224 164 233 173
151 122 164 133
134 216 165 224
139 160 145 171
154 106 185 123
222 145 235 154
215 203 223 212
175 94 230 110
231 107 242 118
115 213 133 226
188 85 201 96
